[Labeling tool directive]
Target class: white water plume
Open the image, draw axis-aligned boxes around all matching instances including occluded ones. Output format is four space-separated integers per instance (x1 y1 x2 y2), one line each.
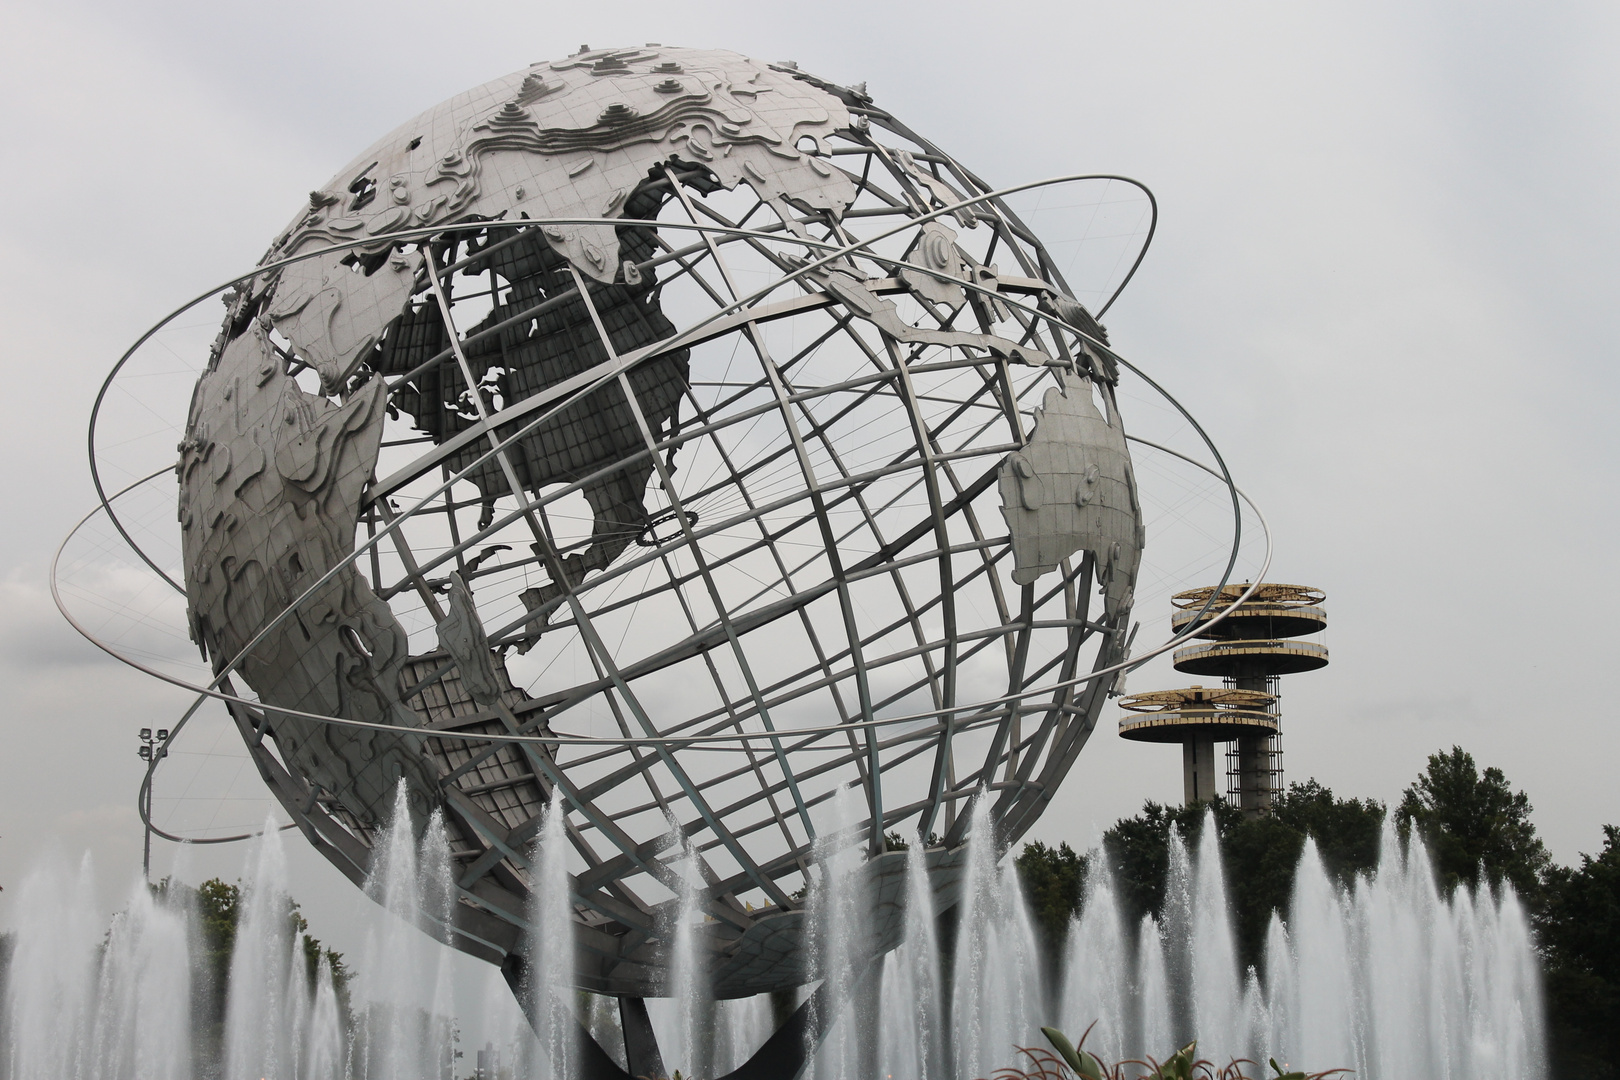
529 784 576 1080
807 784 872 1080
1136 912 1175 1062
1057 809 1545 1080
879 838 945 1080
583 993 627 1073
657 822 709 1078
1254 823 1546 1080
93 877 194 1080
307 955 346 1080
225 819 303 1080
1189 816 1243 1063
1270 840 1358 1071
351 784 459 1080
1059 858 1129 1065
0 856 193 1080
0 799 1548 1080
949 795 1046 1080
714 994 772 1076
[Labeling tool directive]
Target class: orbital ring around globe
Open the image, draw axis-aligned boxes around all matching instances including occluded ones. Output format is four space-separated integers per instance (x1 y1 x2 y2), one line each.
59 47 1269 1003
84 185 1243 659
86 170 1167 581
62 200 1268 768
62 219 1266 989
73 189 1258 729
58 411 1271 890
56 428 1273 751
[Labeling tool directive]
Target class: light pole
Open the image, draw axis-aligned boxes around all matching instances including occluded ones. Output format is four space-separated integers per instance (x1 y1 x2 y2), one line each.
136 727 168 880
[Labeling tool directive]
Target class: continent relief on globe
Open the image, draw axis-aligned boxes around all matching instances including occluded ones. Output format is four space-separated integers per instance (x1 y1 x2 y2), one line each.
998 362 1144 622
179 319 440 828
180 44 1142 841
182 48 873 831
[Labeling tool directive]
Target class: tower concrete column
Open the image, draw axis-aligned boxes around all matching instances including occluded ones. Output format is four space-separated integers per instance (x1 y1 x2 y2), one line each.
1232 672 1277 814
1183 737 1219 804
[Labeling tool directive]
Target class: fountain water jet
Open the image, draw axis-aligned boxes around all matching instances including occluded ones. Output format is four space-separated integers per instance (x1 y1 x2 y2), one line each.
1136 912 1174 1062
0 798 1549 1080
92 877 194 1080
1 858 193 1080
350 784 459 1080
806 785 873 1080
1059 859 1129 1065
714 994 772 1075
1189 814 1243 1063
1257 822 1546 1080
584 994 627 1073
421 808 461 1034
659 824 708 1078
1053 810 1545 1080
950 796 1046 1080
307 956 346 1080
224 819 306 1080
1276 840 1358 1071
1160 827 1195 1048
530 785 576 1080
878 838 946 1080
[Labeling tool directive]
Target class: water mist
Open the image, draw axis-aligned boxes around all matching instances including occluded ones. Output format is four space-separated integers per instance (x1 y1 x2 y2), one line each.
530 785 576 1080
950 795 1046 1079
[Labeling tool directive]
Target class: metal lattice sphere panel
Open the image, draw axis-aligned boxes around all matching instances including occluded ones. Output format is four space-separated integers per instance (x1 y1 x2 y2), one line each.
175 46 1145 997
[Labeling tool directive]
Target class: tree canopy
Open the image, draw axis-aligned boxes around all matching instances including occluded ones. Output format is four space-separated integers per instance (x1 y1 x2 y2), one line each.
1539 826 1620 1079
1396 745 1552 897
189 876 350 994
1016 840 1087 948
1014 783 1384 968
1013 747 1619 1080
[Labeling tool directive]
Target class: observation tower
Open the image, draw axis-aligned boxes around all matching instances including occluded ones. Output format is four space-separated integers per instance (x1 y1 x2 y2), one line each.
1120 583 1328 814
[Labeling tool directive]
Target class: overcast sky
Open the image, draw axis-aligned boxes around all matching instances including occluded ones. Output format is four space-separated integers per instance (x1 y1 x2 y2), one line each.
2 0 1616 1035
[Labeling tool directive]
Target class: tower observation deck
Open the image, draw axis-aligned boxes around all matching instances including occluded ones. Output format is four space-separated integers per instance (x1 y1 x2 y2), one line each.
1120 584 1329 814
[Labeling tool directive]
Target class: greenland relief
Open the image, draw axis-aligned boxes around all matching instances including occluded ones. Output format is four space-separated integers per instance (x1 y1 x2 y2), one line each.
999 367 1143 620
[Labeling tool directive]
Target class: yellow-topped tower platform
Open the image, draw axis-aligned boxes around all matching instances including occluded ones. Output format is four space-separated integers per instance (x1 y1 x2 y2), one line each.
1118 686 1277 804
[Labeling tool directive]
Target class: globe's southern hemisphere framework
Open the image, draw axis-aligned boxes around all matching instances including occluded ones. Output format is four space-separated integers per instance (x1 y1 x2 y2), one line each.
176 43 1145 1007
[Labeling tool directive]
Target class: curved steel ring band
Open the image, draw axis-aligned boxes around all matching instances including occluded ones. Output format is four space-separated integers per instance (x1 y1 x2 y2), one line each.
65 173 1261 843
55 439 1269 752
88 172 1160 596
69 184 1253 746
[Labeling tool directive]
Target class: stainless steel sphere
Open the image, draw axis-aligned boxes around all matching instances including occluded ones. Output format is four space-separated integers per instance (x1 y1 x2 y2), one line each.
172 45 1144 997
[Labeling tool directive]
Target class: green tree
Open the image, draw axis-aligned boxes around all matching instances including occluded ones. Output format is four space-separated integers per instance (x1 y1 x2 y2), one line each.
1539 826 1620 1080
1271 779 1385 884
195 876 241 993
1221 782 1385 965
1219 809 1307 963
189 877 352 1037
1015 840 1088 948
1396 746 1551 897
1032 785 1385 970
1100 800 1231 927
